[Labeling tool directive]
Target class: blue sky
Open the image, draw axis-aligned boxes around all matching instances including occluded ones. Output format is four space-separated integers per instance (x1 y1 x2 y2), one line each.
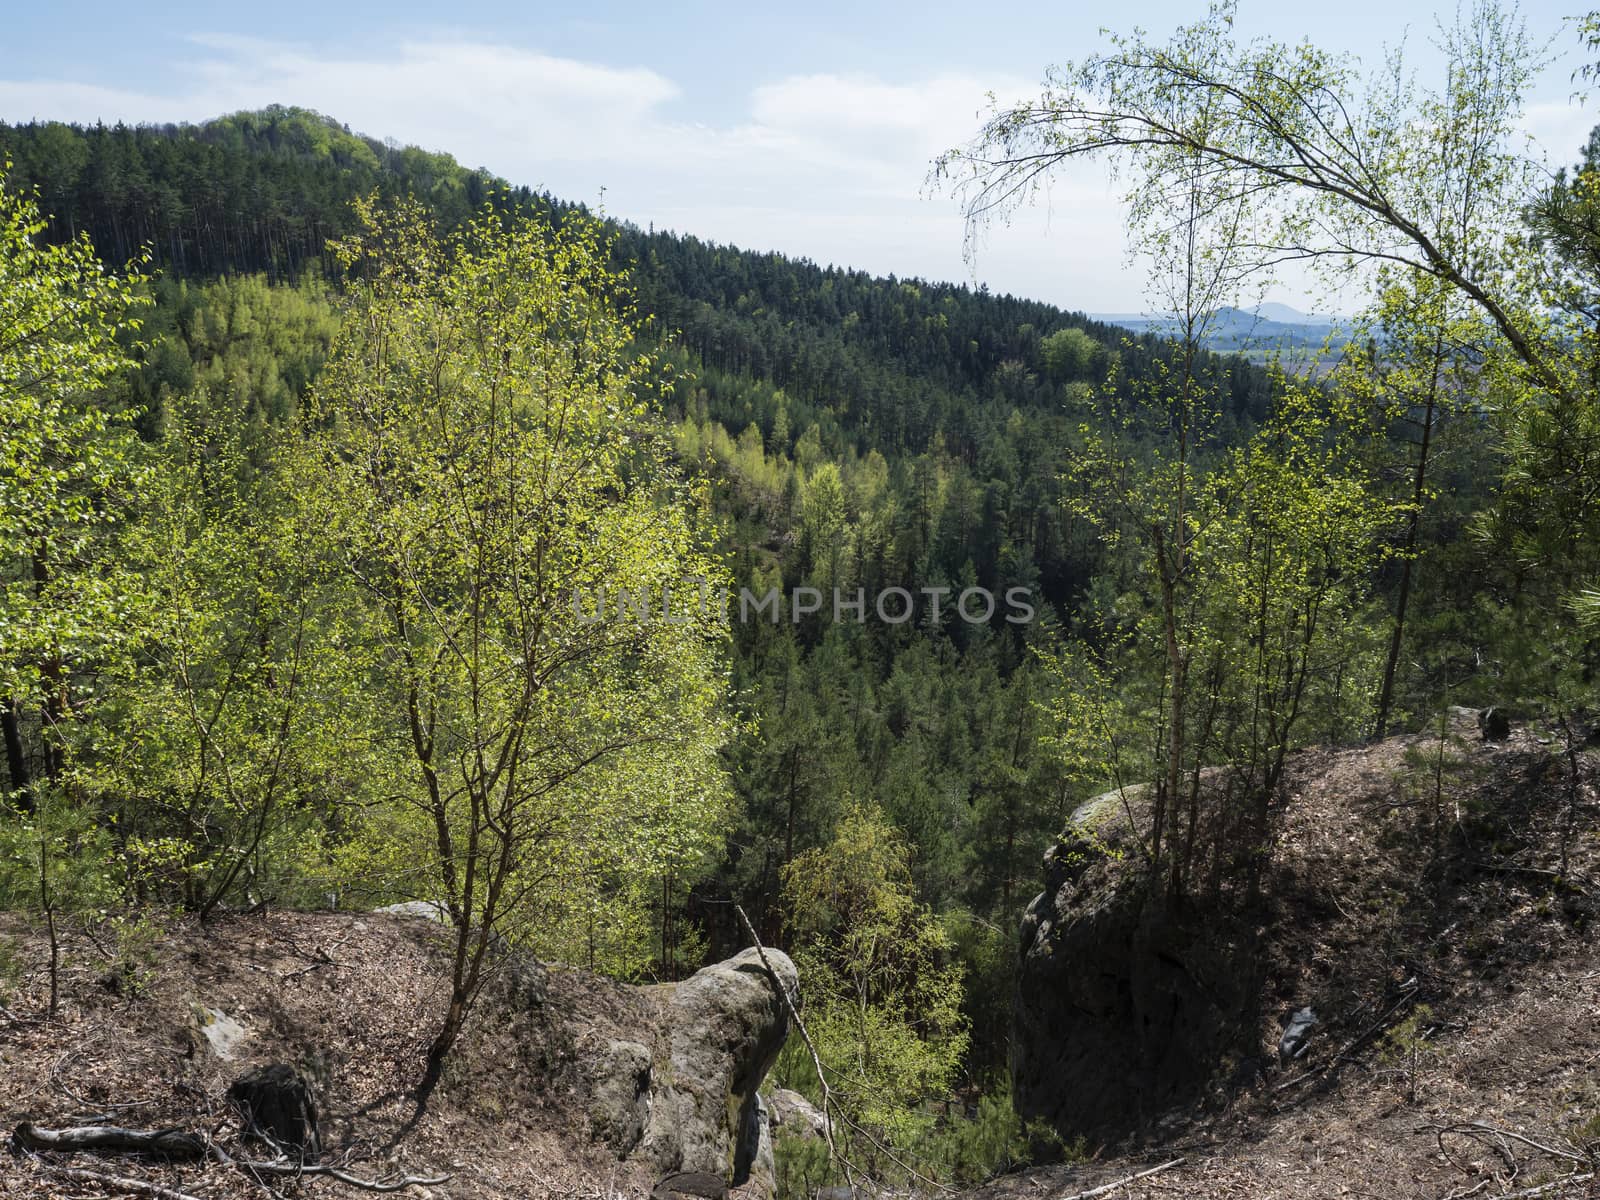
4 1 1593 311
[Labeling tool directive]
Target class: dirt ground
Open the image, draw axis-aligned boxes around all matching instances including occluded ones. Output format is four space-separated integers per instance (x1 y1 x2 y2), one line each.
978 713 1600 1199
2 714 1597 1200
0 907 663 1199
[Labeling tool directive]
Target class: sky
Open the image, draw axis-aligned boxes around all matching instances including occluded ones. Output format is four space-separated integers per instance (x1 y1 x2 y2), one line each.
3 1 1594 314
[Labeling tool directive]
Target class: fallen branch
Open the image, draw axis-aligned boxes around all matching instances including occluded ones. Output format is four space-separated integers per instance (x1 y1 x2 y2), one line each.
732 904 862 1194
29 1163 207 1200
1059 1157 1186 1200
13 1122 206 1158
733 905 951 1193
1472 860 1594 894
1423 1120 1590 1168
210 1140 449 1193
1438 1179 1491 1200
228 1158 453 1192
1276 985 1421 1092
280 929 361 980
14 1122 449 1194
1493 1172 1596 1199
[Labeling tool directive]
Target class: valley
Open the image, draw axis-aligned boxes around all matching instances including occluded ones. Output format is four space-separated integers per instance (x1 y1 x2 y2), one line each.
3 5 1600 1196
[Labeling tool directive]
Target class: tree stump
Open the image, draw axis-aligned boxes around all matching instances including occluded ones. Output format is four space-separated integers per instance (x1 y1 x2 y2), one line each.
227 1064 320 1158
1479 706 1512 741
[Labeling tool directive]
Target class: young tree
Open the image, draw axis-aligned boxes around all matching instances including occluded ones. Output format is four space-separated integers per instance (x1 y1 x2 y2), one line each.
1346 273 1489 736
90 387 366 916
308 199 734 1094
939 2 1557 399
780 802 968 1149
1049 374 1388 905
0 164 146 1018
940 0 1600 891
1026 34 1299 902
0 163 147 808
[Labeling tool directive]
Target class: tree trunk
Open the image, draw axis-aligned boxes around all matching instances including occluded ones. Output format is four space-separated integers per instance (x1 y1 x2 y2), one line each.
3 697 31 812
33 548 67 782
418 994 467 1105
1374 349 1442 739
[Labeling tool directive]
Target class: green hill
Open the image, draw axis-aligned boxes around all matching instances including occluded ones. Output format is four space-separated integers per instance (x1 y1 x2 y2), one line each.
0 105 1281 1074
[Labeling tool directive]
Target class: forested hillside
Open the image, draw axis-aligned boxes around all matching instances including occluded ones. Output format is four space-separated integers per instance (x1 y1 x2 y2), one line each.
4 4 1600 1189
0 109 1283 1062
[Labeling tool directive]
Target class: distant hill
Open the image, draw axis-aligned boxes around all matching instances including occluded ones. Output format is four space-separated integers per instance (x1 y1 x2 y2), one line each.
0 111 1290 1017
1092 303 1348 361
0 107 1278 463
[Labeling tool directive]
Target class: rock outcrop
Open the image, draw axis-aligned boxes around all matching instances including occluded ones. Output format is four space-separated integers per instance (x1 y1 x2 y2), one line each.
589 1039 654 1156
575 946 796 1196
768 1087 827 1141
189 1002 249 1061
1014 798 1260 1140
371 901 797 1194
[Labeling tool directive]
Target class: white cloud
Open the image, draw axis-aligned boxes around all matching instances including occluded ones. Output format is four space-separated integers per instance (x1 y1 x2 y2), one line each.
6 26 1599 315
1520 100 1597 167
0 37 1293 311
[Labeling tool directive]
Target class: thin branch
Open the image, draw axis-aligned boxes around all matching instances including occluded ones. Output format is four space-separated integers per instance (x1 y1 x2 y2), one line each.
730 903 859 1194
1059 1157 1187 1200
27 1164 207 1200
1492 1173 1596 1199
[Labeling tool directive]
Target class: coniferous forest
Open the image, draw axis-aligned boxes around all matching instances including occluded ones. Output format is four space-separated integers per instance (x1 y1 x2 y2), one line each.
4 7 1600 1199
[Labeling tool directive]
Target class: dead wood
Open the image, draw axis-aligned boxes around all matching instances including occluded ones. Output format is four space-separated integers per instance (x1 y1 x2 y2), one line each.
27 1163 207 1200
13 1121 449 1194
217 1154 453 1192
12 1122 206 1158
1058 1157 1187 1200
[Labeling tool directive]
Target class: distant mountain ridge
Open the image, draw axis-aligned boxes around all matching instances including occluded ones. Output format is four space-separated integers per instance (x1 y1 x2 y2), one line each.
0 106 1279 456
1092 303 1348 358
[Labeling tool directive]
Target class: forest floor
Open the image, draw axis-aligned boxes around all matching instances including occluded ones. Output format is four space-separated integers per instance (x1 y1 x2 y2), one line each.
1 713 1596 1200
977 711 1600 1200
0 904 667 1199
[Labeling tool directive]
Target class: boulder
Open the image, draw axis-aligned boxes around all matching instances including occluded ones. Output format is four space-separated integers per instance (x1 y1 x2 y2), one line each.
228 1063 320 1157
589 1039 653 1157
738 1091 776 1196
641 947 797 1189
189 1002 249 1061
373 900 451 923
651 1173 728 1200
502 952 549 1009
1067 784 1146 834
1277 1006 1318 1067
768 1087 827 1141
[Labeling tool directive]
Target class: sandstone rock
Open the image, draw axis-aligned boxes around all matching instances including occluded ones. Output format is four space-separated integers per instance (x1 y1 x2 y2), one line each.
768 1087 827 1140
1013 856 1258 1140
502 952 548 1009
739 1090 775 1197
1068 783 1146 834
190 1002 249 1061
589 1039 652 1157
642 946 797 1190
1277 1006 1318 1067
651 1172 728 1200
373 900 451 922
